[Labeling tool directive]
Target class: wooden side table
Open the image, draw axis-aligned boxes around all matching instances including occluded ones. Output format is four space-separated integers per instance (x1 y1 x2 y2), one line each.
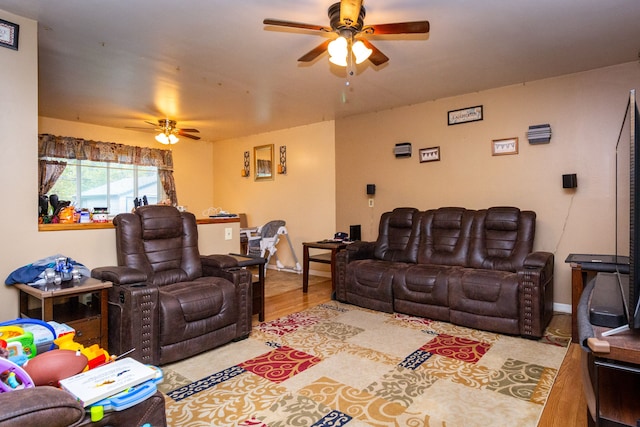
13 277 112 349
302 241 348 293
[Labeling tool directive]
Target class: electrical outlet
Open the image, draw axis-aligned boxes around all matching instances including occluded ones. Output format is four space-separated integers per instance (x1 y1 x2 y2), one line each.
224 227 233 240
368 198 374 208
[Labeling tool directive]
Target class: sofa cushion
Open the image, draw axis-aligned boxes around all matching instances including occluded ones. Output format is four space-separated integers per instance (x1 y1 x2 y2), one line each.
393 263 455 321
345 259 408 312
417 207 474 266
448 268 520 335
468 207 535 272
373 208 421 262
159 277 237 345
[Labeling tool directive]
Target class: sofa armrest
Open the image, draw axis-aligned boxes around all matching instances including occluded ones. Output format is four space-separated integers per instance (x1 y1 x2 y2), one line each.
201 255 252 285
524 251 554 270
0 386 84 427
201 254 239 270
201 254 253 337
335 241 377 302
518 251 555 338
92 266 148 285
344 241 376 261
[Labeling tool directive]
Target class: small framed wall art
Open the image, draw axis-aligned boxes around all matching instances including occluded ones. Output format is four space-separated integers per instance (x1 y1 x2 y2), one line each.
0 18 19 51
448 105 483 126
419 146 440 163
492 137 519 156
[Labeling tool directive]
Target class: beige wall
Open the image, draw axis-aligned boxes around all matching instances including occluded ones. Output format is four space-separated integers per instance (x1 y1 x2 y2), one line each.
211 122 336 274
0 12 39 320
336 62 640 309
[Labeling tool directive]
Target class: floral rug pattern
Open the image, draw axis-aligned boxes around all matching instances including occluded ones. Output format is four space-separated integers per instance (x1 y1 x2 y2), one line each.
160 301 569 427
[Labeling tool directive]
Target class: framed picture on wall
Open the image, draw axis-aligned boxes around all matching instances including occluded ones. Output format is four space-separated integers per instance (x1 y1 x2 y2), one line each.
492 137 519 156
0 18 19 51
448 105 483 125
419 146 440 163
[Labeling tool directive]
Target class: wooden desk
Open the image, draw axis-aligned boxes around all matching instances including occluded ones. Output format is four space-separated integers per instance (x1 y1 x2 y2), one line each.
229 253 266 321
302 241 348 293
14 277 112 349
566 254 628 343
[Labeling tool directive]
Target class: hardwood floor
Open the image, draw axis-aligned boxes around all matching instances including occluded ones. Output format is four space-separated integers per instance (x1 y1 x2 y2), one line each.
258 270 589 426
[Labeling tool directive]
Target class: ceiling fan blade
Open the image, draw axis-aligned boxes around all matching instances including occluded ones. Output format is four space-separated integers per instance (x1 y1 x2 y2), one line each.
298 39 331 62
178 128 199 133
361 39 389 66
144 120 159 127
367 21 430 35
125 126 155 130
263 18 330 32
340 0 363 27
177 131 201 140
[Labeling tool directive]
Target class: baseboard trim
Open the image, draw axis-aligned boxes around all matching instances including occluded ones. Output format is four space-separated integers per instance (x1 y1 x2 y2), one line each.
554 302 571 314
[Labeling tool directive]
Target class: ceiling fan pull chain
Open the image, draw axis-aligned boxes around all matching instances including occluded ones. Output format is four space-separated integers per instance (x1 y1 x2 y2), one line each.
345 49 355 87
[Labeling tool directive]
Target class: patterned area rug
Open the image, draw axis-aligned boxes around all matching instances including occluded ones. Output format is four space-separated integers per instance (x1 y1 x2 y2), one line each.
159 301 569 427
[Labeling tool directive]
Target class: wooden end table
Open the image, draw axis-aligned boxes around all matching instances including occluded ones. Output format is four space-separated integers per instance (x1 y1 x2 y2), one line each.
302 241 348 293
13 277 112 349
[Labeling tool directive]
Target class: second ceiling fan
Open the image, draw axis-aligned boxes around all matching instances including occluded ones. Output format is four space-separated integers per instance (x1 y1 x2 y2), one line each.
263 0 429 66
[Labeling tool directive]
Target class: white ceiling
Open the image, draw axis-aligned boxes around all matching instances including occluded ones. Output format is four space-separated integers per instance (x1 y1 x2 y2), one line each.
1 0 640 142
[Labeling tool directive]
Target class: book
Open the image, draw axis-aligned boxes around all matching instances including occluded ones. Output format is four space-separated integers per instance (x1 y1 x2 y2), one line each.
59 357 156 407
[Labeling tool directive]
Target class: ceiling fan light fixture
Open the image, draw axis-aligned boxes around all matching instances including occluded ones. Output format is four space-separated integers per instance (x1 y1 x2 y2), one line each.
155 133 170 144
155 132 179 144
328 36 348 66
352 40 372 64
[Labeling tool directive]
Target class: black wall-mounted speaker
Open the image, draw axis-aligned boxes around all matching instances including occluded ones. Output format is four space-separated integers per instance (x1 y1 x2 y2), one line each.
366 184 376 195
350 225 361 242
562 174 577 188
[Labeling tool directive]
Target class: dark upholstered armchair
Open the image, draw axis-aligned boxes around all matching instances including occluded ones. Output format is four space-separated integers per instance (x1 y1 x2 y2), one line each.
0 386 166 426
92 205 252 365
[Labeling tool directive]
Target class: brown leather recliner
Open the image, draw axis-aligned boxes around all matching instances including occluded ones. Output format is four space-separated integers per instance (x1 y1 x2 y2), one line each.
92 205 252 365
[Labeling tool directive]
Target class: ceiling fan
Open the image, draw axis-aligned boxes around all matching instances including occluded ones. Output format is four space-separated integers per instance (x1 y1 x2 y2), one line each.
127 119 201 144
263 0 429 67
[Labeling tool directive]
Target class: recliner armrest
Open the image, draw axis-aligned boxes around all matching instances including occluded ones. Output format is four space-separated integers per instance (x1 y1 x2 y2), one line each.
518 251 554 338
0 386 84 427
91 266 148 285
523 251 554 270
201 254 239 270
343 241 376 262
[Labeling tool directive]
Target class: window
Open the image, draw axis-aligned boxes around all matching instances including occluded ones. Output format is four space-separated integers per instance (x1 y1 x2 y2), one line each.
47 159 165 217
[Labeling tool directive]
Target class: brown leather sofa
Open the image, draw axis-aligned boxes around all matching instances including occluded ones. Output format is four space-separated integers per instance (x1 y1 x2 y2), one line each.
92 205 252 365
0 386 166 426
335 206 554 338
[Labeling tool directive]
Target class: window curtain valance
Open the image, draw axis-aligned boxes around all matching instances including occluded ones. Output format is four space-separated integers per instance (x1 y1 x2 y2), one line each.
38 134 174 169
38 134 178 205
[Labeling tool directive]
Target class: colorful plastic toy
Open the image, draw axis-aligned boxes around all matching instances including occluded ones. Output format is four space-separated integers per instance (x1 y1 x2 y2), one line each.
54 333 110 370
0 319 58 352
0 357 34 393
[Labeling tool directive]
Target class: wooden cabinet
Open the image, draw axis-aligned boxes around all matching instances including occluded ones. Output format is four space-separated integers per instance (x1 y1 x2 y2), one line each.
14 277 112 349
578 276 640 427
